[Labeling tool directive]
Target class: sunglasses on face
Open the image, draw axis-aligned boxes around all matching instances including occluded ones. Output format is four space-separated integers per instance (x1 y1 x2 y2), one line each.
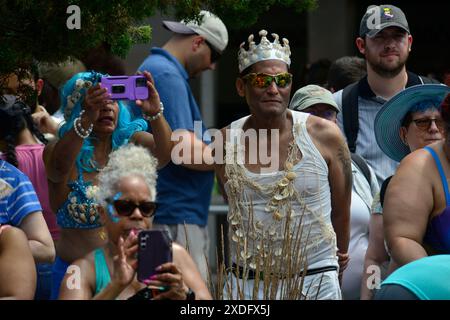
112 200 157 218
411 118 445 131
242 72 293 89
205 40 221 63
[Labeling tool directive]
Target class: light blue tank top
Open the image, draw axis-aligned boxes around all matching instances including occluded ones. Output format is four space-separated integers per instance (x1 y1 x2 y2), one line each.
381 255 450 300
94 248 111 295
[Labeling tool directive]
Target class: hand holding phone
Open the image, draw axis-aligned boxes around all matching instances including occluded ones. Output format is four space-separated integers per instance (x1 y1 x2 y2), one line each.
133 71 163 119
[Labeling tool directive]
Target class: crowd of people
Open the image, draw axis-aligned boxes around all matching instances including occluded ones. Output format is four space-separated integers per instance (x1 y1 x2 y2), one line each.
1 4 449 300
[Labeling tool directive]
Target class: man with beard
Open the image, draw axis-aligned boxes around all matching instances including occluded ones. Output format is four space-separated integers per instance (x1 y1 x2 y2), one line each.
334 4 438 185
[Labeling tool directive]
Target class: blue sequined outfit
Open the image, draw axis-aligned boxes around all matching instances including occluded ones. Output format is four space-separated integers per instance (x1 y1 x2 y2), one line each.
56 167 101 229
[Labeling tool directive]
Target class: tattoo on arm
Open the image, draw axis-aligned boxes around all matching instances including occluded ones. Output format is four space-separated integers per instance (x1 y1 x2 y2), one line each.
337 143 352 190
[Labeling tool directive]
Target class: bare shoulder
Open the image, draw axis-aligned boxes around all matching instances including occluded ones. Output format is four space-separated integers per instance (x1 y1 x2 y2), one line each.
74 251 95 272
130 130 152 143
172 242 190 263
305 115 347 162
59 251 96 298
387 148 437 208
68 251 96 284
0 226 28 247
306 115 343 146
396 147 435 177
43 139 57 163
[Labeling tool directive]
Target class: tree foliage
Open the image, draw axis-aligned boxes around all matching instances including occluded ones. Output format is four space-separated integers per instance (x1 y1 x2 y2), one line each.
0 0 317 77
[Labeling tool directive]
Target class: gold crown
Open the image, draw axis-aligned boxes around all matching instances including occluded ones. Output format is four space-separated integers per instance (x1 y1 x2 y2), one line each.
238 30 291 73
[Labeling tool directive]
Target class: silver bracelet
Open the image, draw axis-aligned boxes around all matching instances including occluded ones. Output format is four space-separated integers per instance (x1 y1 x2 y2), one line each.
73 110 93 139
142 102 164 122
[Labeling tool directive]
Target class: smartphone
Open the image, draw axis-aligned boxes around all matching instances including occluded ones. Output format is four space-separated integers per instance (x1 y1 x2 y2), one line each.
137 230 173 283
100 75 149 100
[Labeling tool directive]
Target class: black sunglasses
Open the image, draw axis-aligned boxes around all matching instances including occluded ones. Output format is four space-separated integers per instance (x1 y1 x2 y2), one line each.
412 118 445 131
113 200 157 218
205 40 221 63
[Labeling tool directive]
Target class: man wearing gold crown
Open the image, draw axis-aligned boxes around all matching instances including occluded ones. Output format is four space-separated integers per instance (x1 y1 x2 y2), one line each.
214 30 351 300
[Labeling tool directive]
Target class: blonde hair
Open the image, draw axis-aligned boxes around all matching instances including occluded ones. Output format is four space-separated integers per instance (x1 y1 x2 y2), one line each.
96 144 158 205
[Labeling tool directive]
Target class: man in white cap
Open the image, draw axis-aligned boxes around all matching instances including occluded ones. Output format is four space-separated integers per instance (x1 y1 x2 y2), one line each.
137 11 228 281
214 30 351 300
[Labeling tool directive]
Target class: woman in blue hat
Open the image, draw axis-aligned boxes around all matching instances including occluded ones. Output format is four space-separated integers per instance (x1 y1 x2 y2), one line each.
362 84 450 299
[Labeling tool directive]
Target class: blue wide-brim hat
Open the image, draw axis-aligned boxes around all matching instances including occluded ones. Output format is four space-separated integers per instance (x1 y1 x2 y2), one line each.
375 84 450 162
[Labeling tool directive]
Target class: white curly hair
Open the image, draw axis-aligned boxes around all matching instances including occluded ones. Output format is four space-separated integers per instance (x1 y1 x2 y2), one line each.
96 144 158 206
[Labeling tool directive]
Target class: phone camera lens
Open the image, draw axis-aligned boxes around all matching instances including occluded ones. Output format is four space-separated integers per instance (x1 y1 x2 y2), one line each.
112 84 126 93
136 77 147 87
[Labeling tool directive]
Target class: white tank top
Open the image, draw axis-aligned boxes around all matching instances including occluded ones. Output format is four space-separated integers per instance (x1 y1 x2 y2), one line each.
224 111 338 271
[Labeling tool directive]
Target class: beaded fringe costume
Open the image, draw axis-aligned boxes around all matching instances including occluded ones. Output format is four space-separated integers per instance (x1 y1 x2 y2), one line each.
223 117 337 299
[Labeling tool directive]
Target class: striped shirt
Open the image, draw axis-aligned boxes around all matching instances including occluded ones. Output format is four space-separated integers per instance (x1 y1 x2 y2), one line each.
334 72 426 186
0 160 42 226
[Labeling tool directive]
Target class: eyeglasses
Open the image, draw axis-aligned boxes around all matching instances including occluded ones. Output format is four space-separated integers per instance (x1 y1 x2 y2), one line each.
112 200 157 218
205 40 221 63
411 118 445 131
242 73 293 89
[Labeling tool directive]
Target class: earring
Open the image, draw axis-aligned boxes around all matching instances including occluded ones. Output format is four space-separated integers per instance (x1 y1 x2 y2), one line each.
402 138 408 146
98 227 107 241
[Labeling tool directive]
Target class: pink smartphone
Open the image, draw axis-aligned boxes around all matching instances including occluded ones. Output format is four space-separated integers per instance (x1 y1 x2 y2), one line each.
137 230 173 283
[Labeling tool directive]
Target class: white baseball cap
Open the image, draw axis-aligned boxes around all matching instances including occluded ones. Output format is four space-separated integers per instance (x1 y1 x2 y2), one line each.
162 10 228 53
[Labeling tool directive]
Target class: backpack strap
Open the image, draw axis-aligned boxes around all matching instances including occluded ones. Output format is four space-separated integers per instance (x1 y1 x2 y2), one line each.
342 82 360 153
419 75 440 84
351 153 371 187
380 175 393 208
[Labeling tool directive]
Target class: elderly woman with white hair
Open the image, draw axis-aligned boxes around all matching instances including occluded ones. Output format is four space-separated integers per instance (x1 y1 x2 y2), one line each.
58 144 211 300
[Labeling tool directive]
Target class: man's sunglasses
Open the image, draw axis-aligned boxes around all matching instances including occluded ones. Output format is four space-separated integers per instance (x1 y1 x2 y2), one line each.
411 118 445 131
242 72 293 89
205 40 221 63
112 200 157 218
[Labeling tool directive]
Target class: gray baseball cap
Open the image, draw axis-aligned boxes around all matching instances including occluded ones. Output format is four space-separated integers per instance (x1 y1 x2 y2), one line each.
162 10 228 53
359 4 410 38
289 85 341 113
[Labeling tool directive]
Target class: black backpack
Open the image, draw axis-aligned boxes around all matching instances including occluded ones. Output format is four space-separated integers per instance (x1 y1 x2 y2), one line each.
342 75 439 153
